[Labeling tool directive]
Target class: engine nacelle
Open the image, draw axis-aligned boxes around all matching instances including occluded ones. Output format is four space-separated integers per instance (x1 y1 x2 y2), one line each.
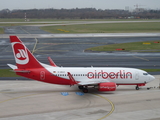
98 82 116 91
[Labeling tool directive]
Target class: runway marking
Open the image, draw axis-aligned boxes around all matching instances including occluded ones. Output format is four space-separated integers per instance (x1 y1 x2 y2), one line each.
0 93 40 104
75 92 84 96
61 92 69 96
33 45 69 54
132 55 149 61
32 38 38 54
20 27 30 34
35 50 69 52
39 42 107 45
34 45 53 51
0 92 114 120
92 94 115 120
32 42 106 54
32 42 107 53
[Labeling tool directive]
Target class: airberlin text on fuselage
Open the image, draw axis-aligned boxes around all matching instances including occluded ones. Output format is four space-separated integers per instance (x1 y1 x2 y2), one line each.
87 70 132 79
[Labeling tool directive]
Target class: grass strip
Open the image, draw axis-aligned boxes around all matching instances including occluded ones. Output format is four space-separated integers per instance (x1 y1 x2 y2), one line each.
86 40 160 52
0 18 159 22
40 22 160 33
0 69 19 77
141 69 160 72
0 27 4 34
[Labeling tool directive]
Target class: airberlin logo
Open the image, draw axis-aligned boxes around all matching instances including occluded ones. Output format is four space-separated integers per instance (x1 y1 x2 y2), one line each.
12 42 29 65
16 49 27 59
87 70 132 79
100 86 116 89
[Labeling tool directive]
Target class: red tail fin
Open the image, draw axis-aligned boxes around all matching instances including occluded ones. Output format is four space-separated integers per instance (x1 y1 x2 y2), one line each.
10 36 43 69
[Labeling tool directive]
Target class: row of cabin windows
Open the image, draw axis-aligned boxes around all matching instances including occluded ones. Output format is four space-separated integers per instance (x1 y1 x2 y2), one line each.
54 74 131 77
55 74 87 76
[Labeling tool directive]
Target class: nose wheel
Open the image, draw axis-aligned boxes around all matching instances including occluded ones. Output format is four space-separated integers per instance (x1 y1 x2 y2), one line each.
136 85 139 90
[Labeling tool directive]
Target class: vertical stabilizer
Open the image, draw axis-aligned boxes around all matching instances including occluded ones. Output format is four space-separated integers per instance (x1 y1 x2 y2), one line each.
10 36 42 69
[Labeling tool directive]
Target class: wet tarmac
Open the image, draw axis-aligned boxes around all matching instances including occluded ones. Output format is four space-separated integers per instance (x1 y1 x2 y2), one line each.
0 23 160 120
0 75 159 120
0 36 160 69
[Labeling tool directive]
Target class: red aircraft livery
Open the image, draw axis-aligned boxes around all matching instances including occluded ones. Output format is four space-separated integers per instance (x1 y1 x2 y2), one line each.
8 36 155 93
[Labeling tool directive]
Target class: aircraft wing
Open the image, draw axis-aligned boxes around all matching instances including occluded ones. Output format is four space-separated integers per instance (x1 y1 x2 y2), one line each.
77 80 110 86
67 72 110 86
77 81 101 85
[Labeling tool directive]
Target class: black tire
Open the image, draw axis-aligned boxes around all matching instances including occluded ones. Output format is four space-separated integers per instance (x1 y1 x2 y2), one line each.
83 88 88 93
136 86 139 90
78 86 84 90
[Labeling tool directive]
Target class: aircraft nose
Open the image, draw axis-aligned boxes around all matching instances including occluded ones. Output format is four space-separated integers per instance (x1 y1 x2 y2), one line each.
149 75 155 81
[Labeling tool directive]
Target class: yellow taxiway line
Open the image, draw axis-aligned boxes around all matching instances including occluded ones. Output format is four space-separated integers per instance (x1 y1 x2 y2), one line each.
92 93 115 120
0 93 39 104
0 92 115 119
32 38 38 54
132 55 149 61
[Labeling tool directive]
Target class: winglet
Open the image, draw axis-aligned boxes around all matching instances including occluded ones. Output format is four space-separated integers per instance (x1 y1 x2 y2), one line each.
48 57 58 67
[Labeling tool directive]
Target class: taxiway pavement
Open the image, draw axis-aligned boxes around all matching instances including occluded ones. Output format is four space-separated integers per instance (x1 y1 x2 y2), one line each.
0 75 159 120
0 22 160 120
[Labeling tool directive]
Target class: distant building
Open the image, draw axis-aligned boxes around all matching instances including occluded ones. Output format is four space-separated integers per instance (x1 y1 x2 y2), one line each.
134 8 145 13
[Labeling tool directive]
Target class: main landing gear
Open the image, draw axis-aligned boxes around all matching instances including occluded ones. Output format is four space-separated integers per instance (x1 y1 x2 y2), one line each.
78 86 88 93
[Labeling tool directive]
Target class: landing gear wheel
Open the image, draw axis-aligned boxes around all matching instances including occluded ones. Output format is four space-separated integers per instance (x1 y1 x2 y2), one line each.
82 88 88 93
136 85 139 90
78 86 84 90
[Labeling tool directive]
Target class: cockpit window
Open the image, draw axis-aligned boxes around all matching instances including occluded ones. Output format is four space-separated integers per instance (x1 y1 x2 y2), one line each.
143 73 148 75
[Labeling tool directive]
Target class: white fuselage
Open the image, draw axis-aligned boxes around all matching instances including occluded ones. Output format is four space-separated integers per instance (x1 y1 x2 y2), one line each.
46 67 154 85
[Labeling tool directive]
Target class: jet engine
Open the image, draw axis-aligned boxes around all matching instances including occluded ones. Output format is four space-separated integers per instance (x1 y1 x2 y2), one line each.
98 82 116 91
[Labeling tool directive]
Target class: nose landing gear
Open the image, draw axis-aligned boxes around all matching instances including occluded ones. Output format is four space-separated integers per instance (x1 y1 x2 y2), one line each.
136 85 139 90
135 83 146 90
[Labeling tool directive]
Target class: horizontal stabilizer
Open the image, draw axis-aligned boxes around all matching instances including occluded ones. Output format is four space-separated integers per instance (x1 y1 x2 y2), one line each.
12 69 30 73
7 64 17 69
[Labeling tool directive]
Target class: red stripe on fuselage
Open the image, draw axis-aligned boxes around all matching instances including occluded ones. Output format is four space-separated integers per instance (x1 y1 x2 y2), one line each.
16 68 71 85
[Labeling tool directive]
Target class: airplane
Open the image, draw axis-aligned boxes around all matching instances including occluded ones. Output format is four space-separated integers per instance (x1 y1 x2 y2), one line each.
8 36 155 93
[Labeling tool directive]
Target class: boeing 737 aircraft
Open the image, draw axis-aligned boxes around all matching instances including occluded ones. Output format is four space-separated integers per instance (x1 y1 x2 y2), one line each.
8 36 155 93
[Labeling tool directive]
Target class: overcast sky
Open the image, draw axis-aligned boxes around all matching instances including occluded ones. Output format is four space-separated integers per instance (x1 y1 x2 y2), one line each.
0 0 160 10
